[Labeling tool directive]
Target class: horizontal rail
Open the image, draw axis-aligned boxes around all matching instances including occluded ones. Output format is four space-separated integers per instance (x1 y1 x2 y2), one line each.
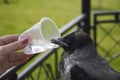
0 14 85 80
18 48 58 80
18 14 85 80
93 11 120 24
60 14 85 34
94 11 120 16
95 20 120 23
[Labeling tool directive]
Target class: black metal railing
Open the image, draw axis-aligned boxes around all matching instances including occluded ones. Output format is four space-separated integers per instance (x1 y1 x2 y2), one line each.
0 14 86 80
17 14 85 80
1 0 120 80
93 11 120 71
0 0 91 79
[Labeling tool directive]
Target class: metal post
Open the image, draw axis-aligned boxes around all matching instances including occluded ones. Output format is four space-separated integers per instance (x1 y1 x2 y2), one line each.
93 14 97 46
82 0 91 35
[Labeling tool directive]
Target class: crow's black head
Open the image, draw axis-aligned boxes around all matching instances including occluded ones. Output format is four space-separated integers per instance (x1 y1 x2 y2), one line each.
51 30 93 52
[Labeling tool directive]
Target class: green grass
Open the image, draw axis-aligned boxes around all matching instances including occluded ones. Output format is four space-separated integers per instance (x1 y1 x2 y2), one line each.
95 22 120 71
0 0 120 36
0 0 120 79
0 0 80 36
91 0 120 11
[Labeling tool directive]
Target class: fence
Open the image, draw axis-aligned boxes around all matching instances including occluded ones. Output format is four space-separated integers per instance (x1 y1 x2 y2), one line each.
0 0 90 79
0 0 120 80
0 14 86 80
93 11 120 71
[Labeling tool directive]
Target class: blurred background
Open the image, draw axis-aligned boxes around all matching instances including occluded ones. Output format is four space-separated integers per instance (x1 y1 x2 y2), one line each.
0 0 120 80
0 0 119 36
0 0 80 36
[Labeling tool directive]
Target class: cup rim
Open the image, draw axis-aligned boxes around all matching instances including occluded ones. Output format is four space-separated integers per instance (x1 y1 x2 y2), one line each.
39 17 60 42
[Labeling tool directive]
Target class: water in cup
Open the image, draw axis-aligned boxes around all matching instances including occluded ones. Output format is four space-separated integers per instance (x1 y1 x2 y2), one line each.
19 17 61 54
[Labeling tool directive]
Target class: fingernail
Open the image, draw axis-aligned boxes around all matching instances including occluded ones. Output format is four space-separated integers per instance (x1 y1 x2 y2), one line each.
21 36 29 45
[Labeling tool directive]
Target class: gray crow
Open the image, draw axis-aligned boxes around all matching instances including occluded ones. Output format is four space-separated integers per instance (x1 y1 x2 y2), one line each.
51 30 120 80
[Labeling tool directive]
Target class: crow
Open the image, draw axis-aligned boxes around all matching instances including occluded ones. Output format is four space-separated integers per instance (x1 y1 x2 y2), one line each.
51 30 120 80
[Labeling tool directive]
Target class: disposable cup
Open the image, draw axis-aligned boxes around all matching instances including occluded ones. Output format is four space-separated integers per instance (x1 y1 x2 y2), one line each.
18 17 61 54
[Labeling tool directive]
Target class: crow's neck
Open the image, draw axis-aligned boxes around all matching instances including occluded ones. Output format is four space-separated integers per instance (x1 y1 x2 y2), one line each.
74 43 98 60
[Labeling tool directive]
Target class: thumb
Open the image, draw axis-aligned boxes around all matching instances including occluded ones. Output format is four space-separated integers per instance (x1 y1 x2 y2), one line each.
1 37 29 55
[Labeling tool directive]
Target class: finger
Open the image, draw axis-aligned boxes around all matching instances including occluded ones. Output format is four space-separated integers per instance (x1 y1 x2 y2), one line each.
1 36 29 55
9 52 32 67
0 34 19 45
9 52 32 62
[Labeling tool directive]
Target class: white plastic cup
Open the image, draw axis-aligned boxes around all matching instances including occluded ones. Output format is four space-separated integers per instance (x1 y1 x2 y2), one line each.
19 17 61 54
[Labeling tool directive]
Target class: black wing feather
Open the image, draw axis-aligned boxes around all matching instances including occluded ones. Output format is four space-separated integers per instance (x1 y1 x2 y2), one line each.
70 65 98 80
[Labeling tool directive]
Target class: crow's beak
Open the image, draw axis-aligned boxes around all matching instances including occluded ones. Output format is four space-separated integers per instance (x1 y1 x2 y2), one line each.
51 38 69 49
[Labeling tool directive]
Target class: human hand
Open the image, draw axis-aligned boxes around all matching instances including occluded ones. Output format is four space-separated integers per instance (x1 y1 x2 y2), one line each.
0 34 31 75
